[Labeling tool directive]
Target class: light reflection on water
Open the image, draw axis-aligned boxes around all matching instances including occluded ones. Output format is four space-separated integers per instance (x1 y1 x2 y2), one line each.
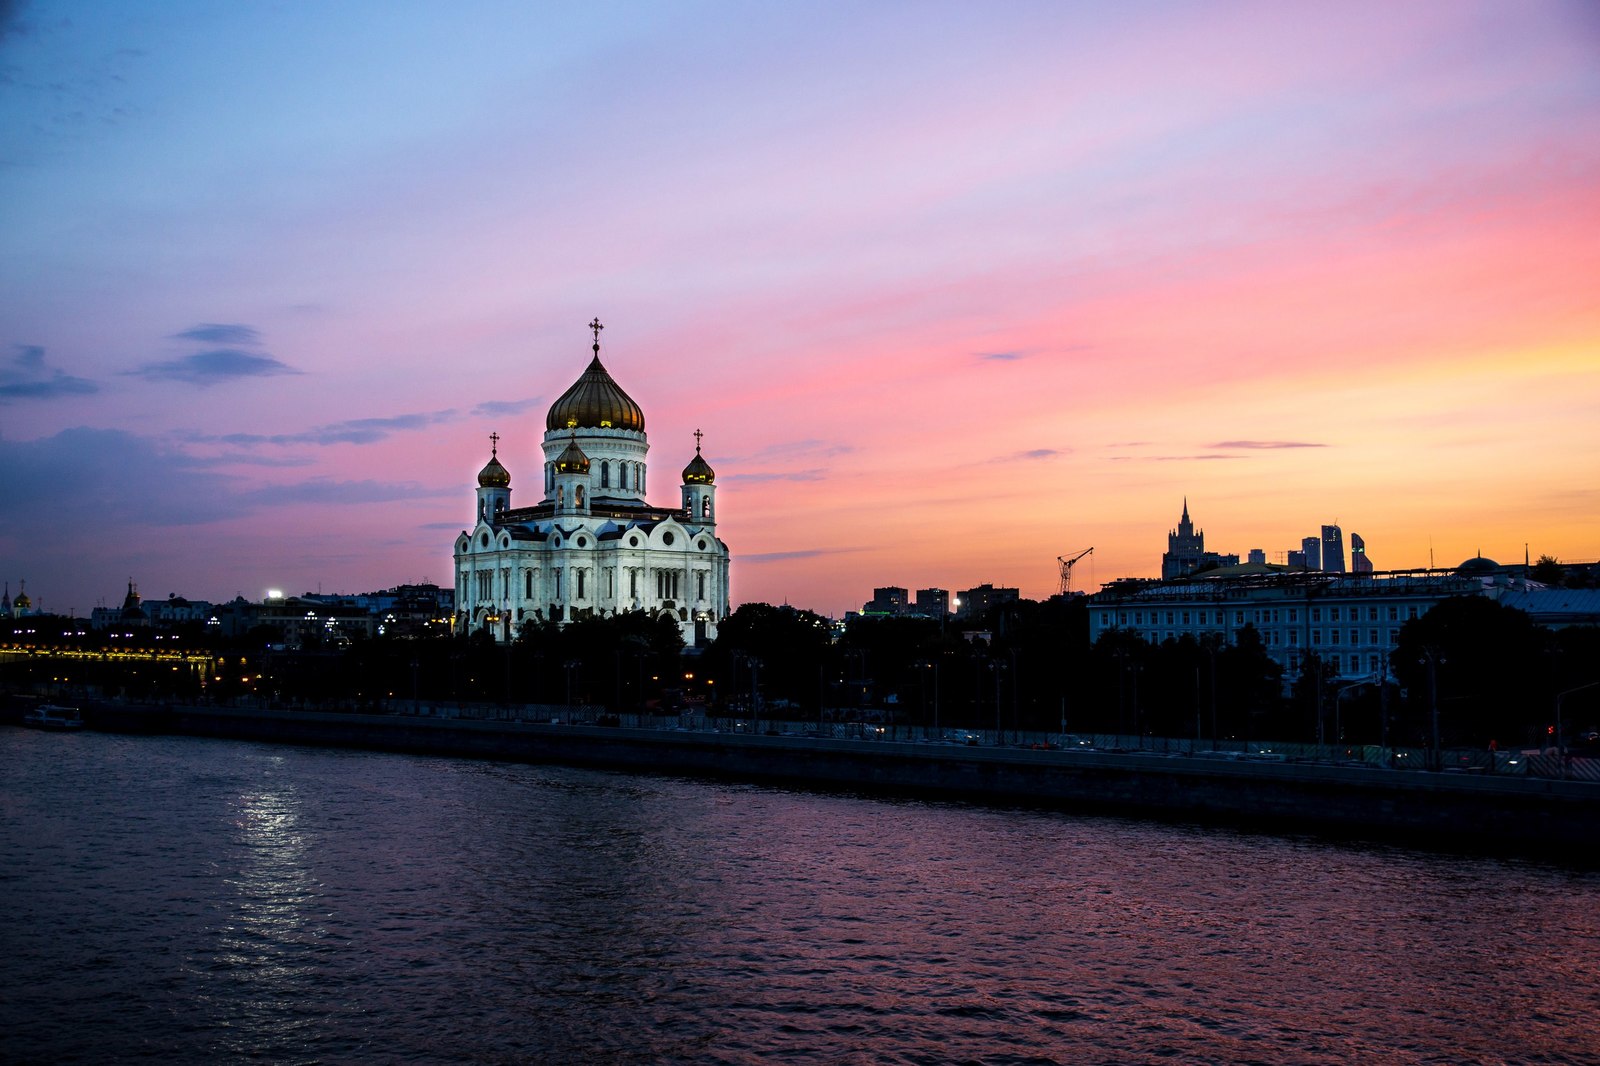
2 729 1597 1064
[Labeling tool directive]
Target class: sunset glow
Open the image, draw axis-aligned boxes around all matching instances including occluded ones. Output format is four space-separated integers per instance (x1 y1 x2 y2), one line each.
2 1 1597 616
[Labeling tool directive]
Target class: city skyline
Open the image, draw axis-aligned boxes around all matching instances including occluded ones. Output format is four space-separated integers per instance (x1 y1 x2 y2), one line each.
3 2 1598 618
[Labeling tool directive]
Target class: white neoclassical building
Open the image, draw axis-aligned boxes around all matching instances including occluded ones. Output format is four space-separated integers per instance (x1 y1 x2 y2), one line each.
453 320 730 644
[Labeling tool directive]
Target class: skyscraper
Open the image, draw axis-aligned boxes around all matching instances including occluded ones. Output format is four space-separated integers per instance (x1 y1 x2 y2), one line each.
1301 536 1322 571
1162 499 1207 579
1351 532 1374 574
1321 524 1346 573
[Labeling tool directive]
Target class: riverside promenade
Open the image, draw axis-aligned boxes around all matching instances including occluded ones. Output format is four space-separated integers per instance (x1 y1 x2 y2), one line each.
83 702 1600 856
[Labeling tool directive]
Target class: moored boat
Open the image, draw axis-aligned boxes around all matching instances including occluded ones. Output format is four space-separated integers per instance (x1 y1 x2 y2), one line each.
21 705 85 731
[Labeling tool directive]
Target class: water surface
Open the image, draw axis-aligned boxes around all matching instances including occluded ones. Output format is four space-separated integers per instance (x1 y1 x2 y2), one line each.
2 729 1595 1064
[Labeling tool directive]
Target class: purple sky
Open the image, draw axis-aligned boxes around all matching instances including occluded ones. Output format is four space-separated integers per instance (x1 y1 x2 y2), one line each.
2 1 1598 617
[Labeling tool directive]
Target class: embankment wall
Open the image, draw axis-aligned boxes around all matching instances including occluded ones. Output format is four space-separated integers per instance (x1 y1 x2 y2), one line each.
142 706 1600 852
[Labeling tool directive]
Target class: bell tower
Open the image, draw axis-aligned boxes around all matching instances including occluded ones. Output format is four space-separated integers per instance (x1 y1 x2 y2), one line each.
681 429 716 526
552 434 592 517
475 433 511 526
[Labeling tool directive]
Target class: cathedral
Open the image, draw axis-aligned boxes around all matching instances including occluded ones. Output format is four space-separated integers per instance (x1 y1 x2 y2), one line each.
452 321 731 644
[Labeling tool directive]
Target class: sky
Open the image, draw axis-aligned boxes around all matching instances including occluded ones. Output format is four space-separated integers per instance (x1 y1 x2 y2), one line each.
2 0 1598 619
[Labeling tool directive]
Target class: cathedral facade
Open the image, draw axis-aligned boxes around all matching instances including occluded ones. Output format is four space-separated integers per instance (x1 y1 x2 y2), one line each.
452 321 731 644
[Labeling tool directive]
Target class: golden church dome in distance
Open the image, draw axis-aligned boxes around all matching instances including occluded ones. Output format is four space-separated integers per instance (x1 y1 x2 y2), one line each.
545 319 645 432
554 435 591 474
477 433 511 487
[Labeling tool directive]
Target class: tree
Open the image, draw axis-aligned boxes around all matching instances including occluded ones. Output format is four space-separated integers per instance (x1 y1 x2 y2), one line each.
1530 554 1564 586
1215 624 1283 741
1390 596 1556 748
703 603 832 715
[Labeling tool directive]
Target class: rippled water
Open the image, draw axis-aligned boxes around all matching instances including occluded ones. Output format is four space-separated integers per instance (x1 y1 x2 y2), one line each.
3 729 1597 1064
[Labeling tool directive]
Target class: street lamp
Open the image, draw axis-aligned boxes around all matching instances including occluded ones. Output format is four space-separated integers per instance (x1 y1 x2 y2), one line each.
564 659 580 720
989 659 1007 745
1555 681 1600 780
1334 679 1371 756
1419 646 1445 771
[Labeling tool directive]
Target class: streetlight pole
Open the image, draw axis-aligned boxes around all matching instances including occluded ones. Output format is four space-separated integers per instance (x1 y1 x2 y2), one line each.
993 661 1005 745
1420 647 1443 771
1556 681 1600 781
1334 680 1368 756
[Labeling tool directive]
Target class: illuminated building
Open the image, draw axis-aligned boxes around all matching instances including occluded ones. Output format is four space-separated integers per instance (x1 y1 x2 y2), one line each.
452 321 731 644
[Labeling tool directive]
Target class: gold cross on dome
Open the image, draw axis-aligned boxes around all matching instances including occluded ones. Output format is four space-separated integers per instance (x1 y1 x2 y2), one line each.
489 431 500 456
589 317 604 350
694 428 703 453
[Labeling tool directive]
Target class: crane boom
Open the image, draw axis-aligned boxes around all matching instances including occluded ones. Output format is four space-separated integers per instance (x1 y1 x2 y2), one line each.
1057 547 1094 596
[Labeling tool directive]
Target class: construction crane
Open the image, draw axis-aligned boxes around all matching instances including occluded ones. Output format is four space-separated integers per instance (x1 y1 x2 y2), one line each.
1058 547 1094 596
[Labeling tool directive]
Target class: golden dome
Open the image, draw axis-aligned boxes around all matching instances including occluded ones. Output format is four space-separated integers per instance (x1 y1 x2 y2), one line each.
682 451 714 484
477 433 511 487
554 436 591 474
546 354 645 432
477 454 510 488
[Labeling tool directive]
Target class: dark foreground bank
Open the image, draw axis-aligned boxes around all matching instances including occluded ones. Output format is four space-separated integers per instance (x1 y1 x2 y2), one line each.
60 702 1600 856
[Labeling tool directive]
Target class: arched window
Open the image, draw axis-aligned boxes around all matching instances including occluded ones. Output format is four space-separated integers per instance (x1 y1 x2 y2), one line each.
702 498 711 519
524 570 532 597
575 485 585 507
557 486 564 509
600 461 610 488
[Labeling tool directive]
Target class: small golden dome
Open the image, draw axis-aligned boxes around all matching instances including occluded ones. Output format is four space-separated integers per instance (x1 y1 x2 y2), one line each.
554 436 591 474
477 454 511 488
682 452 714 484
546 352 645 432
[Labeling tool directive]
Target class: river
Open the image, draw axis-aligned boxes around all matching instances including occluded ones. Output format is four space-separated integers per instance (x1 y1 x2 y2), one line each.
2 728 1595 1064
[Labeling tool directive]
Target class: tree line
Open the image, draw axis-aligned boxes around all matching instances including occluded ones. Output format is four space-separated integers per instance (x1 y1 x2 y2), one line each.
6 594 1598 750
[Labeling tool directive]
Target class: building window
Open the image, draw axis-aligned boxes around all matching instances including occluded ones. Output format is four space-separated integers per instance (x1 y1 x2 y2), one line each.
525 571 532 597
1166 611 1174 625
1369 629 1379 644
1408 606 1419 620
1312 630 1322 645
600 462 610 488
1288 609 1298 623
1369 654 1381 672
1349 629 1358 644
1330 607 1340 622
1312 608 1321 622
1331 631 1340 644
577 570 586 599
697 572 706 599
1182 612 1190 625
1388 606 1399 621
629 570 637 598
1119 613 1128 626
1368 607 1379 622
1235 611 1244 625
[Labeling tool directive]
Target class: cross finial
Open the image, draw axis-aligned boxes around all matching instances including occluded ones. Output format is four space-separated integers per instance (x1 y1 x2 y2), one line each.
488 431 500 457
694 427 703 454
589 317 604 354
